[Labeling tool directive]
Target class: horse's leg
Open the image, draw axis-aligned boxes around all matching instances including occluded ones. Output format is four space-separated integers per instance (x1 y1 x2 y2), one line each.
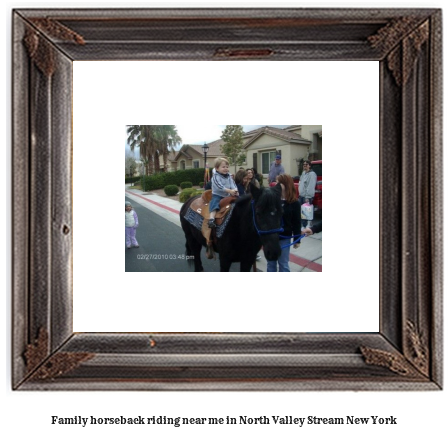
219 257 232 272
181 217 204 272
189 237 204 272
240 259 254 272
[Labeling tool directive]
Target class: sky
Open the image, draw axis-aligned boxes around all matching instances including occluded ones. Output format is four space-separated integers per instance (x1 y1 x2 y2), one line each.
125 125 290 158
175 125 290 145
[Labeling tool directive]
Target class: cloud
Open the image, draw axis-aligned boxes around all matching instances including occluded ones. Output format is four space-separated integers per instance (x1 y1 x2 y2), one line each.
176 125 291 146
176 125 225 145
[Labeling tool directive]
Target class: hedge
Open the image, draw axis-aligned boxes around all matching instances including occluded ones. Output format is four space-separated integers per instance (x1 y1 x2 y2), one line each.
141 169 206 192
180 181 193 189
164 185 179 196
125 176 141 184
179 188 202 203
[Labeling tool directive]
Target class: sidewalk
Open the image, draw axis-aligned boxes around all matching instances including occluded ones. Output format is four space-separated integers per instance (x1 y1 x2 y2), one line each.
125 184 322 272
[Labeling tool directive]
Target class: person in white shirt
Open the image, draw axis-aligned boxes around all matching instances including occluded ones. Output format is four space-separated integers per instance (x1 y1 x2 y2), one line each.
125 201 139 249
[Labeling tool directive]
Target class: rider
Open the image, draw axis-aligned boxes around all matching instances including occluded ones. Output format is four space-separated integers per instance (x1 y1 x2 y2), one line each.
208 157 239 228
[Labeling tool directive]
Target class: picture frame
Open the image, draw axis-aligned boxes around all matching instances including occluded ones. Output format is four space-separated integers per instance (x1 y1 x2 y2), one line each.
12 8 442 390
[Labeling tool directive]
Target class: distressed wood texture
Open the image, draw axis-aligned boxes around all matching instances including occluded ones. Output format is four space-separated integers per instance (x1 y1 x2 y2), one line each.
12 8 442 390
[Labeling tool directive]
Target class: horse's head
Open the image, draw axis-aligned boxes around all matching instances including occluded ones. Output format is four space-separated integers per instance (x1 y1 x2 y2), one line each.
250 183 283 261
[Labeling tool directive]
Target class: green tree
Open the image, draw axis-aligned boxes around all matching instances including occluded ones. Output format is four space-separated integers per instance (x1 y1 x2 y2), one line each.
154 125 182 172
220 125 246 173
125 153 137 178
126 125 182 174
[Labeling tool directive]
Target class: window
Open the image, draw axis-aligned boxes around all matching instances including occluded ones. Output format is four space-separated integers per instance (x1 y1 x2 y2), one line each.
193 160 200 169
180 160 186 170
261 151 277 174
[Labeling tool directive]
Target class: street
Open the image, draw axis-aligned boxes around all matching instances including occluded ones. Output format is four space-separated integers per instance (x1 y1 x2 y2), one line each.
125 196 240 272
125 186 322 273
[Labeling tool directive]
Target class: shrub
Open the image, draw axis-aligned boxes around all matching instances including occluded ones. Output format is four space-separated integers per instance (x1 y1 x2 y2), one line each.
141 173 165 191
125 176 141 184
141 168 206 191
180 181 193 189
179 188 201 203
164 185 179 196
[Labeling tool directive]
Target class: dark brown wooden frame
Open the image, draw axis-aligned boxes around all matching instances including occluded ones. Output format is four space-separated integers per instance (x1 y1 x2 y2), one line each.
12 8 443 390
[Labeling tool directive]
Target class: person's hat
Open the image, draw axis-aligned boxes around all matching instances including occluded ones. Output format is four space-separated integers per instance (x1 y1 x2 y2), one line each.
125 201 132 206
275 155 281 160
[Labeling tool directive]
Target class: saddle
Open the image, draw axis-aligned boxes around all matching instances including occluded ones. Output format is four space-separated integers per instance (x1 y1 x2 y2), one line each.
190 190 237 259
191 190 236 223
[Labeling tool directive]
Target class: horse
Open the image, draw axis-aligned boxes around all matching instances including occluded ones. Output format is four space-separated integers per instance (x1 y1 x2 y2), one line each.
179 183 284 272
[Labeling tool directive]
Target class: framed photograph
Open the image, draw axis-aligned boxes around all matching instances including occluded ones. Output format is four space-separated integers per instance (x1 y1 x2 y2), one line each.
122 123 323 274
12 8 442 390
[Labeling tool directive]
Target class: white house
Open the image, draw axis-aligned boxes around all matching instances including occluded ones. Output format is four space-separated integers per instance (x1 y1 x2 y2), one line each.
164 125 322 178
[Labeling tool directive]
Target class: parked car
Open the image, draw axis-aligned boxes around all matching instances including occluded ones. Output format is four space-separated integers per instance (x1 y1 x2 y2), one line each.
271 160 322 218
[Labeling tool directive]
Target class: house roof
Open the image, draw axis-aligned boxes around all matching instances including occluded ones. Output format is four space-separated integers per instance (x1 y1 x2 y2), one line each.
173 140 226 162
166 151 177 161
169 126 315 162
243 126 311 149
175 149 193 160
243 128 263 137
189 139 226 156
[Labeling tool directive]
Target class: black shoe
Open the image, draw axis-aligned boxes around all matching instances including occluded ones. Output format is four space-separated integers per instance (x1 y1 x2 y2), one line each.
208 219 216 228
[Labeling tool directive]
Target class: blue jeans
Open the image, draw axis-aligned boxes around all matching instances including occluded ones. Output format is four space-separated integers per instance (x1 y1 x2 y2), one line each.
209 194 224 212
267 239 291 272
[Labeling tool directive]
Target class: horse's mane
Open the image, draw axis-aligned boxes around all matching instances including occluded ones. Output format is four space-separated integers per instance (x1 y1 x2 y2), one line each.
254 187 282 210
234 193 252 206
233 187 281 214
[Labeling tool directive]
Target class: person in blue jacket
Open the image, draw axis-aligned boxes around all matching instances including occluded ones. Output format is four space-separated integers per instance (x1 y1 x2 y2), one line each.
268 155 285 184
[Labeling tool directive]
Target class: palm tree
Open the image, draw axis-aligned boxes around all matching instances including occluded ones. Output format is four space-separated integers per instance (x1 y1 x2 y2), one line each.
126 125 157 175
154 125 182 172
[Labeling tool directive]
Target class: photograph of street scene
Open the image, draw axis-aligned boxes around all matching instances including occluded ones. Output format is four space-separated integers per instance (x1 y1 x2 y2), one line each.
125 125 322 272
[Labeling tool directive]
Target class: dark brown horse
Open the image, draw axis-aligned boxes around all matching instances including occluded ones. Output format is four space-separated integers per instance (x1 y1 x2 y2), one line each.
180 184 283 271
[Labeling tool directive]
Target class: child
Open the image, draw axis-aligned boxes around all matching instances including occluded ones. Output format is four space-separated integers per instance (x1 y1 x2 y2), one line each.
125 201 139 249
234 169 248 196
208 157 239 228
